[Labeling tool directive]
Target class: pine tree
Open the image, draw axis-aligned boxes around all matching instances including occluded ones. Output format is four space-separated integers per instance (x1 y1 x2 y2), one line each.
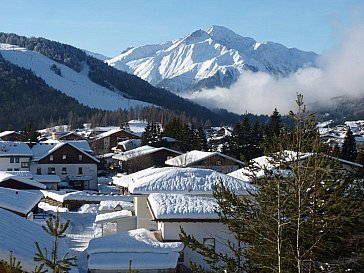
180 94 364 272
1 251 23 273
34 213 77 273
340 128 357 161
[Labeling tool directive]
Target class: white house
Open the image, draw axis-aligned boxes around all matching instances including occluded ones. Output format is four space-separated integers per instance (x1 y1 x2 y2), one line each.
0 141 32 172
87 228 183 273
114 167 255 230
147 193 238 271
31 141 99 190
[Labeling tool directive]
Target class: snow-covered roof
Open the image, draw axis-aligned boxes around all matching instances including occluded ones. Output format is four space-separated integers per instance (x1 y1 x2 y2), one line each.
0 131 19 138
113 145 181 161
6 170 33 178
148 193 218 221
0 141 32 157
87 228 183 271
99 200 134 212
33 174 61 183
0 187 43 215
41 190 134 203
165 150 243 167
31 142 99 163
93 128 139 140
95 210 133 224
38 139 93 152
0 171 46 189
127 120 148 133
228 151 312 181
0 208 74 273
127 167 256 195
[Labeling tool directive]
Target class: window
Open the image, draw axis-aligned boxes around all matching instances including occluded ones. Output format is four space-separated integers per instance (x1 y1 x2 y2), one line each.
14 168 19 171
21 162 29 168
166 156 174 160
203 238 215 251
10 157 14 163
7 168 12 171
36 168 41 175
50 155 54 161
78 154 83 161
48 167 56 174
62 167 67 174
216 160 221 166
62 154 67 160
78 167 83 174
15 157 19 163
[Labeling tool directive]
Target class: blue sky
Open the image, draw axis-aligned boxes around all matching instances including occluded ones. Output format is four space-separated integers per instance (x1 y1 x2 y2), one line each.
1 0 363 57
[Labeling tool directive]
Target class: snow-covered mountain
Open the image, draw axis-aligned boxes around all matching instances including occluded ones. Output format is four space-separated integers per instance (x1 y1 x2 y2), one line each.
0 43 152 110
107 25 318 93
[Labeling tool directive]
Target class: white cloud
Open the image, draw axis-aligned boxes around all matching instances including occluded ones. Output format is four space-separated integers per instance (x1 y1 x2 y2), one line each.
184 21 364 115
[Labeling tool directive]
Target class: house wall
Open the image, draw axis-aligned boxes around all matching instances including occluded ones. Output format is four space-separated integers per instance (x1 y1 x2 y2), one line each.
123 150 181 174
30 163 97 190
192 154 241 174
135 196 157 230
160 221 237 271
116 216 137 233
0 156 31 171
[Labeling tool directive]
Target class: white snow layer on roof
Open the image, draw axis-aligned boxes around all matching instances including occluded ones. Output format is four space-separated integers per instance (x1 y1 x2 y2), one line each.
0 43 152 111
0 208 74 273
228 151 311 181
95 210 132 224
41 190 134 202
0 171 47 189
41 139 92 153
0 141 32 156
148 193 218 220
0 187 42 215
113 145 179 161
165 149 242 166
87 228 183 270
98 200 134 211
127 167 256 195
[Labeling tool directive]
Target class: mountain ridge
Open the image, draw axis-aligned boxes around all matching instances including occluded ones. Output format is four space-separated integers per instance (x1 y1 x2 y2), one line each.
107 25 318 93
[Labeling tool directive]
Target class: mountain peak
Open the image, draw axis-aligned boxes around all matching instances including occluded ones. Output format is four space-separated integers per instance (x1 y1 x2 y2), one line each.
183 29 210 44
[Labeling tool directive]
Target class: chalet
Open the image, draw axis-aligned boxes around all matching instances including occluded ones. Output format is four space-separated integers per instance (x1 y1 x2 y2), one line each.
90 129 140 155
112 167 255 230
31 142 99 190
0 131 21 141
0 208 72 273
165 150 243 173
0 187 42 219
148 193 237 271
58 131 87 141
112 145 182 174
0 171 46 190
0 141 32 172
87 228 183 273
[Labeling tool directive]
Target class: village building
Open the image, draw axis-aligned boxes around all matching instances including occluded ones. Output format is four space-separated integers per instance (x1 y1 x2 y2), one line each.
148 193 237 271
0 187 42 219
0 141 32 172
165 150 243 173
31 141 99 190
58 131 87 141
87 228 183 273
112 167 255 230
89 129 140 155
0 131 21 141
0 171 46 190
112 145 182 174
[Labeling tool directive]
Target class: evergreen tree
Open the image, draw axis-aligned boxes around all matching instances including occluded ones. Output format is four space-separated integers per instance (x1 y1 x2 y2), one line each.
340 128 357 161
1 251 23 273
34 213 77 273
180 94 364 272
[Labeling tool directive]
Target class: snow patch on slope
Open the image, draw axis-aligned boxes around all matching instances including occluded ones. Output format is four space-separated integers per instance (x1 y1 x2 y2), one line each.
0 43 153 110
